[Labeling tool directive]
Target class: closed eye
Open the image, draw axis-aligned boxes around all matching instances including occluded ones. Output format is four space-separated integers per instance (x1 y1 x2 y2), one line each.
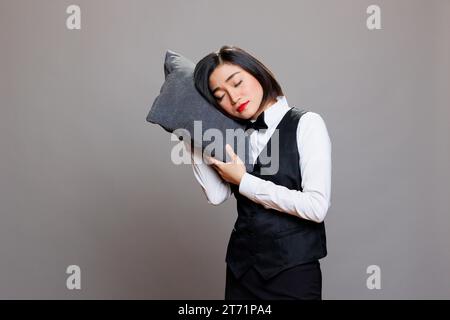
215 80 242 101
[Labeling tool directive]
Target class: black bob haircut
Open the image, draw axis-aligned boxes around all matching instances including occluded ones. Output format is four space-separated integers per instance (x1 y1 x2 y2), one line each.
193 45 284 119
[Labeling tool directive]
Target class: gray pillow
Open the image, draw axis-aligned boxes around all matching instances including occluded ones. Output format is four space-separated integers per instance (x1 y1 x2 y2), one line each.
147 50 252 171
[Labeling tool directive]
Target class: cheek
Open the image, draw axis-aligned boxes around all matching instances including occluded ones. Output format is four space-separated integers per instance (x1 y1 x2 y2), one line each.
246 80 262 96
220 103 233 113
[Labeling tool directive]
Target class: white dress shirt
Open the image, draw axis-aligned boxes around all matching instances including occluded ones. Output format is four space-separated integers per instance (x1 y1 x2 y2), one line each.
184 95 332 223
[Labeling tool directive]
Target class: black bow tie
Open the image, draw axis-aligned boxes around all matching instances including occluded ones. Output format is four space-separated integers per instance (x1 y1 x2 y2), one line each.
245 112 268 131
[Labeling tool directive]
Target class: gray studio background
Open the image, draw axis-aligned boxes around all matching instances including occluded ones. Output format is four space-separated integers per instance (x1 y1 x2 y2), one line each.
1 0 449 299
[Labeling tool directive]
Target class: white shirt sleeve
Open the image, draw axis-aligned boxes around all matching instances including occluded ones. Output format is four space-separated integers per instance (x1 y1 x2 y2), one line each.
183 140 232 206
238 112 332 223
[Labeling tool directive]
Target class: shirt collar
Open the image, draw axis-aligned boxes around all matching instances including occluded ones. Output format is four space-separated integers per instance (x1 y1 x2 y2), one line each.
250 95 290 129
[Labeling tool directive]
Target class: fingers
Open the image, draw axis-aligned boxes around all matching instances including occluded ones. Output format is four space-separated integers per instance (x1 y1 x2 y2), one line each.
206 156 223 176
206 145 240 166
226 144 244 164
205 155 221 167
205 156 214 166
226 144 237 162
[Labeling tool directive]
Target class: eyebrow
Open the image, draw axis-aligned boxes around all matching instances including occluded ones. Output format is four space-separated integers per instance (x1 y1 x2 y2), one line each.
211 71 241 94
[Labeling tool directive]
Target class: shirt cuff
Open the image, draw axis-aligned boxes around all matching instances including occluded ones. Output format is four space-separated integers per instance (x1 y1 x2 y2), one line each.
238 172 260 200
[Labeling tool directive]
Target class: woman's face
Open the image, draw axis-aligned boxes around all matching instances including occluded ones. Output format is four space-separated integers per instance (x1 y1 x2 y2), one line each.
209 63 267 120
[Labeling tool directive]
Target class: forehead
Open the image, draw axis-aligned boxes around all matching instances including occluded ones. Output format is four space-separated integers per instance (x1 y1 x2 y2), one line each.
209 63 245 86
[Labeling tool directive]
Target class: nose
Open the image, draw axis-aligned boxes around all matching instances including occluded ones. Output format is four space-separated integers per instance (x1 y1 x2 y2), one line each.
229 90 240 105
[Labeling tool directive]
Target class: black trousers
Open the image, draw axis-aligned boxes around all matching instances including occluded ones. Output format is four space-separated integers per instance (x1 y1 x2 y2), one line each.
225 261 322 300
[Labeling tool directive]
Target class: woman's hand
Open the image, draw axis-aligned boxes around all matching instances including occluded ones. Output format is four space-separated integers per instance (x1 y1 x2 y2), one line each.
205 144 246 185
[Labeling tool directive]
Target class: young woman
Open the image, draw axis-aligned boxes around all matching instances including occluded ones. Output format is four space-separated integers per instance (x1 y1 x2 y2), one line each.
185 45 332 300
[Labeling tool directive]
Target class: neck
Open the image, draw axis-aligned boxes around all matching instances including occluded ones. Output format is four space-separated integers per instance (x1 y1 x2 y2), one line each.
251 98 277 120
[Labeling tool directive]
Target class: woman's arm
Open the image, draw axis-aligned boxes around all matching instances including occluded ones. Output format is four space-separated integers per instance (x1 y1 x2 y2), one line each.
182 140 232 205
238 112 332 223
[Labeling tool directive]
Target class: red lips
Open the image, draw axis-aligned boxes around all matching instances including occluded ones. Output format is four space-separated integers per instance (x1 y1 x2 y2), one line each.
237 100 249 112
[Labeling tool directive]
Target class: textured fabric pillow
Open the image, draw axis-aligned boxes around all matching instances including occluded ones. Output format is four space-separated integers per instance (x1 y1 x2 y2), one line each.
147 50 252 171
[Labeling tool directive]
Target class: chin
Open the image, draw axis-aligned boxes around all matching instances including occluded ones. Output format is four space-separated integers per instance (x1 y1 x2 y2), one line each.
237 111 253 119
247 109 258 118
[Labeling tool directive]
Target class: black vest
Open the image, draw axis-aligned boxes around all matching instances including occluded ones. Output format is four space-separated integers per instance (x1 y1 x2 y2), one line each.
227 107 327 280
